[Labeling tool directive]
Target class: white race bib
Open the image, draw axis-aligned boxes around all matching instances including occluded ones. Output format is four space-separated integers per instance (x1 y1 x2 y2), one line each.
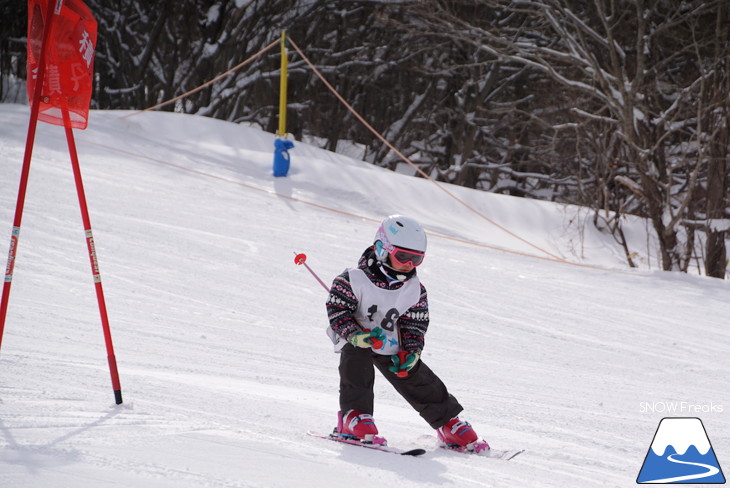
344 268 421 355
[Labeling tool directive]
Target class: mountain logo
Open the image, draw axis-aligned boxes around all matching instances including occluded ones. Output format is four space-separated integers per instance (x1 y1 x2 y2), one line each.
637 417 725 484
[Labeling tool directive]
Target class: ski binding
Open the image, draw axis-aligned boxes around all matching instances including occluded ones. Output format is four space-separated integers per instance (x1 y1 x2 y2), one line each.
307 430 426 456
419 434 524 460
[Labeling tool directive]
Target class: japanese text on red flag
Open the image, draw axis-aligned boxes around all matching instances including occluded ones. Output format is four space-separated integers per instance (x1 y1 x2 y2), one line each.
26 0 97 129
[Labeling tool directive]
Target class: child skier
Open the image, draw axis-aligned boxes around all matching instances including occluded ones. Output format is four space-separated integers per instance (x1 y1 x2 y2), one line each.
326 215 490 453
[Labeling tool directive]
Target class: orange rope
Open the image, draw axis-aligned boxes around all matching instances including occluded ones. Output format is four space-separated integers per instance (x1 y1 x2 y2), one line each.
82 139 620 272
286 36 564 262
119 38 280 119
113 33 565 264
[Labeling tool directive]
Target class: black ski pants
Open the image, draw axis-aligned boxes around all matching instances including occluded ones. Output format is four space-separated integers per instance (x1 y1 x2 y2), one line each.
338 343 463 429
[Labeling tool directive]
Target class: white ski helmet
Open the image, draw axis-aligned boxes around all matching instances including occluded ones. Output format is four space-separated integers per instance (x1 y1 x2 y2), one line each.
374 215 427 262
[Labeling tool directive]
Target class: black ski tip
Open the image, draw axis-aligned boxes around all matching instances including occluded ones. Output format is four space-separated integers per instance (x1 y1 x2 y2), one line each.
114 389 123 405
402 448 427 456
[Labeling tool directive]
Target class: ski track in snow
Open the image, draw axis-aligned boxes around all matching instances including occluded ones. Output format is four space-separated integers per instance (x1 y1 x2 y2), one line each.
0 105 729 487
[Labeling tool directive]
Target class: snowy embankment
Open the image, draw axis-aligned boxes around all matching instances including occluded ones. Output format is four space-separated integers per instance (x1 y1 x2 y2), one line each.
0 104 728 488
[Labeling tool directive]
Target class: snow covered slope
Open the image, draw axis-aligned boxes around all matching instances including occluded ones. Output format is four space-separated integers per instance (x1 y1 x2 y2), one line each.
0 104 728 487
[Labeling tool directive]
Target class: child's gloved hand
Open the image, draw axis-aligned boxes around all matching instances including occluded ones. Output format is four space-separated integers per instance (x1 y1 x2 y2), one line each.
389 351 420 374
348 327 385 349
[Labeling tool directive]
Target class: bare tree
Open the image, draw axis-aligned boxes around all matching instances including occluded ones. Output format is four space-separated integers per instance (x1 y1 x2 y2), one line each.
0 1 29 103
2 0 726 276
408 0 728 274
699 2 729 278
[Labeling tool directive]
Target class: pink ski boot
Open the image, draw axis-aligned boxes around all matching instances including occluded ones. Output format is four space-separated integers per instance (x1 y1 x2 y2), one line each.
336 410 387 445
437 417 490 454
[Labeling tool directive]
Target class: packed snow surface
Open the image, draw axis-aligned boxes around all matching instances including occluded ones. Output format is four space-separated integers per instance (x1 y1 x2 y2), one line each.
0 104 728 487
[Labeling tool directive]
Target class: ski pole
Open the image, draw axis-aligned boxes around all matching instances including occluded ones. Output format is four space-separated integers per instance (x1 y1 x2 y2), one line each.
293 252 329 292
294 252 398 371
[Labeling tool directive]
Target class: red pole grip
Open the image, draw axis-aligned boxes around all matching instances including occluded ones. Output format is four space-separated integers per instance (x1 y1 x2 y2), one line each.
396 350 409 378
362 328 383 350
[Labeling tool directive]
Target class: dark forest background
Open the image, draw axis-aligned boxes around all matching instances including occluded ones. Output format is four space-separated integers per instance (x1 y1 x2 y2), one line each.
1 0 728 277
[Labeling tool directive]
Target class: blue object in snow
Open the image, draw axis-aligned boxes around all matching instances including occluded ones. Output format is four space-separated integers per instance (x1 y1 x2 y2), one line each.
273 138 295 177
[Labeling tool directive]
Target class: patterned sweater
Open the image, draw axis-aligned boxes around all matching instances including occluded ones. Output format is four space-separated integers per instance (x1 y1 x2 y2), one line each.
326 247 429 354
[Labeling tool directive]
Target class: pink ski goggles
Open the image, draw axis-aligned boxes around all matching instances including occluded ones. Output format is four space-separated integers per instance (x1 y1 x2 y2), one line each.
389 246 425 267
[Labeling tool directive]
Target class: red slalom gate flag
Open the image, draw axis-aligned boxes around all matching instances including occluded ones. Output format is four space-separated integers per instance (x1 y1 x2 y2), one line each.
27 0 97 130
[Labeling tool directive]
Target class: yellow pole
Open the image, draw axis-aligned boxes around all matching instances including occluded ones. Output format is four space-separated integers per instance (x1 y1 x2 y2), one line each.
278 30 288 137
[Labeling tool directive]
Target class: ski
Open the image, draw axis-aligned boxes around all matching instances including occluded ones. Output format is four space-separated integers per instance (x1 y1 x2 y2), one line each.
307 431 426 456
418 434 524 460
444 445 524 460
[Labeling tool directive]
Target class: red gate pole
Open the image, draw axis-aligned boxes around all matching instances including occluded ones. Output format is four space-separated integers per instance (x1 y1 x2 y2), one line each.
62 109 123 404
0 0 57 353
